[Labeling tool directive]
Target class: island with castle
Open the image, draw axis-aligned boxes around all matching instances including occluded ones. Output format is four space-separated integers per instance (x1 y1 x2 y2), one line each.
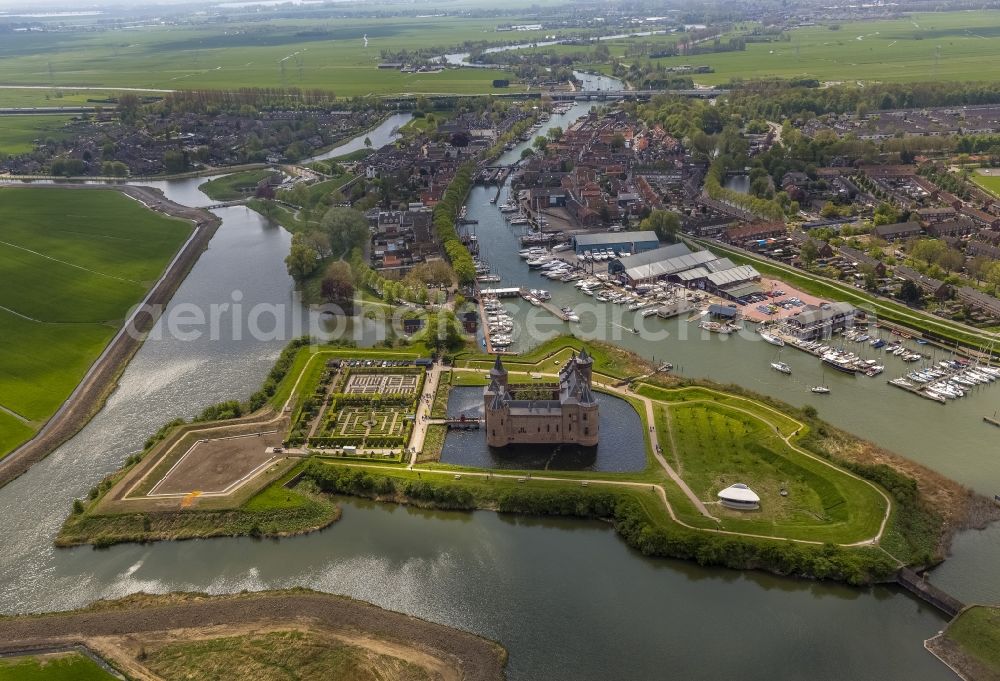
483 350 600 448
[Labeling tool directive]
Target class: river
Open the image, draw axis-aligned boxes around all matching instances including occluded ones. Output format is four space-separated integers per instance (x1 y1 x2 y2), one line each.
0 98 989 680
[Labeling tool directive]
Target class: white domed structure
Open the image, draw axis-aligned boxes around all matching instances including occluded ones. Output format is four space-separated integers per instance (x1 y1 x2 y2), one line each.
717 483 760 510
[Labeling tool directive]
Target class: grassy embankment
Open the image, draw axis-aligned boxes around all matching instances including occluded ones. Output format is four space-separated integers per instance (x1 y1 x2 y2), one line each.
143 630 433 681
693 237 999 352
0 115 73 155
927 605 1000 680
0 187 192 459
0 653 116 681
198 168 279 201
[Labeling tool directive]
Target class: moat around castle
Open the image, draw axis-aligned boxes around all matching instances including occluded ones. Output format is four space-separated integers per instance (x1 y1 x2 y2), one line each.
441 385 645 472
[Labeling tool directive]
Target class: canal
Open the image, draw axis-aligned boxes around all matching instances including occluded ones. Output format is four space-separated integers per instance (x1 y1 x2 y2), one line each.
0 94 991 679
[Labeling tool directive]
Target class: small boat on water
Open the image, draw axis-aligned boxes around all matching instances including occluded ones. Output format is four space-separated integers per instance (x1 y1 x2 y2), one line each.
699 321 735 334
810 386 831 394
771 362 792 375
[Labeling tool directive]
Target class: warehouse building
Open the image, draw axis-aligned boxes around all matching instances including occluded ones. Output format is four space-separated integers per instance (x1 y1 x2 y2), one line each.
609 244 761 296
571 230 660 256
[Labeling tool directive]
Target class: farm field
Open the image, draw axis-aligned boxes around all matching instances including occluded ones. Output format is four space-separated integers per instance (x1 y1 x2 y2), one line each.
0 652 116 681
0 17 534 95
613 11 1000 85
0 86 168 108
0 114 73 155
0 187 192 458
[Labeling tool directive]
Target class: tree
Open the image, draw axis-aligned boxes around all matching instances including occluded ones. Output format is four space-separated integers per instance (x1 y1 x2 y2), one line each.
321 207 370 257
639 210 681 242
799 239 819 268
899 280 922 305
285 233 319 281
987 262 1000 295
320 260 355 304
364 136 372 148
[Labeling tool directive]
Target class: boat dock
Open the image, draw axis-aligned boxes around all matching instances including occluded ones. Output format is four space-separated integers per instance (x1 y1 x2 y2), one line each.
538 299 571 322
888 378 947 404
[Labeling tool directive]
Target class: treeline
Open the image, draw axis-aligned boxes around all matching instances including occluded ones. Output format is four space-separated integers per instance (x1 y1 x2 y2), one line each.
299 464 900 584
162 87 340 114
433 163 477 285
727 80 1000 120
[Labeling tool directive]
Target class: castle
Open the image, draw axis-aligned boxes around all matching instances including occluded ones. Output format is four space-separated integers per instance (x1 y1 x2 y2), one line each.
483 350 599 448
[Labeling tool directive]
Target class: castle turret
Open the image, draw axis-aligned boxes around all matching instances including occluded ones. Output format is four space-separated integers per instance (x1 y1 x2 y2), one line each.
575 347 593 385
489 354 508 392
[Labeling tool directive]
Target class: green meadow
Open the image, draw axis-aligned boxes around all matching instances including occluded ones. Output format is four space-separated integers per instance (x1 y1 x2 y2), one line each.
0 17 536 95
0 115 73 155
0 653 116 681
972 171 1000 198
0 187 191 457
603 11 1000 85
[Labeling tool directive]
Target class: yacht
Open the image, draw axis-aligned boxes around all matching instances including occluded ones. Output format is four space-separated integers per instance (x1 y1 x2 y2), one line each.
771 362 792 375
759 329 785 347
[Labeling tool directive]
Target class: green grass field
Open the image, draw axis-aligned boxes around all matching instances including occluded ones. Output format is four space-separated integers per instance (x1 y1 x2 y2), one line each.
665 401 885 541
0 653 116 681
0 115 73 155
573 11 1000 85
0 87 167 109
0 17 531 95
940 605 1000 673
972 170 1000 198
198 168 277 201
0 187 191 457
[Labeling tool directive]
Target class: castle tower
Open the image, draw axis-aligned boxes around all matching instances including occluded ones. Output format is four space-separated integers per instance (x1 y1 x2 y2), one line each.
489 354 508 392
576 347 593 385
484 355 511 447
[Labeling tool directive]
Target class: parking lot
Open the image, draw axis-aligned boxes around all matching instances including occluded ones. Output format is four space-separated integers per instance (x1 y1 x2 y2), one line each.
738 278 830 323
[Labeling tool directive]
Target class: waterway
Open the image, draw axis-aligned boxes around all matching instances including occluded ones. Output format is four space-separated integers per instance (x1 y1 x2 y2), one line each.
0 98 990 679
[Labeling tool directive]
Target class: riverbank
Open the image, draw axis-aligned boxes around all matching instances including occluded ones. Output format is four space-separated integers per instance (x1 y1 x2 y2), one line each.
0 184 221 491
925 605 1000 681
0 590 508 681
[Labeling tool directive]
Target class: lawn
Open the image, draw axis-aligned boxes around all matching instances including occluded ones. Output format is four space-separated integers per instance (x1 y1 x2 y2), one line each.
0 187 192 457
0 653 116 681
972 171 1000 198
0 410 35 454
0 114 73 155
198 168 277 201
665 401 886 542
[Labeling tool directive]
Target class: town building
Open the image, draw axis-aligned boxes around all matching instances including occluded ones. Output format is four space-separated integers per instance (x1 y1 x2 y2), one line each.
571 231 660 255
783 302 857 340
483 352 599 448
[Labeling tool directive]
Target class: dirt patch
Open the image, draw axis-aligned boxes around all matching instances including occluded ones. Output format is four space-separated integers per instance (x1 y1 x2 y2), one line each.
149 431 284 496
0 591 506 681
